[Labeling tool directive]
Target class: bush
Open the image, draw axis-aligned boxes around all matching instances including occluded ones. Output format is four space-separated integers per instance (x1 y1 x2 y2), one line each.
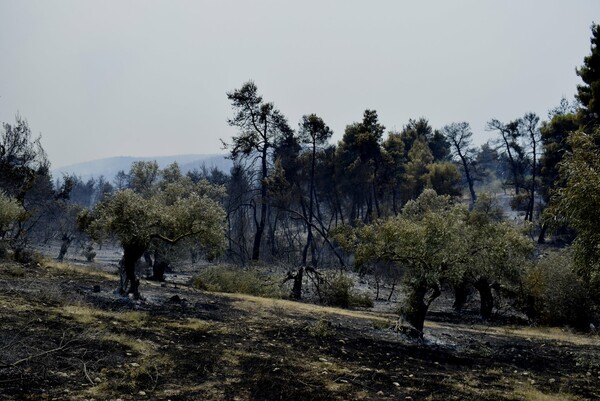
0 240 9 259
14 249 44 266
321 273 373 308
192 265 283 298
521 250 593 329
306 318 334 338
82 244 96 262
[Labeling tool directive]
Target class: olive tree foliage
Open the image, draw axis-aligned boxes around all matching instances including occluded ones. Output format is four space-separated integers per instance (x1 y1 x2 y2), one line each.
82 176 227 298
340 190 466 336
0 192 23 251
458 193 533 318
553 128 600 292
537 102 578 243
336 190 532 337
522 249 592 329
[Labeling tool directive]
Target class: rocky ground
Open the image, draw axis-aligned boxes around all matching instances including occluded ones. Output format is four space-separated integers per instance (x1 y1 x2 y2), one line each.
1 259 599 401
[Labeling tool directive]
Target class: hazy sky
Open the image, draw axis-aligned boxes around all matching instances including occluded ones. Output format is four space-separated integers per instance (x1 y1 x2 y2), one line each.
1 1 599 168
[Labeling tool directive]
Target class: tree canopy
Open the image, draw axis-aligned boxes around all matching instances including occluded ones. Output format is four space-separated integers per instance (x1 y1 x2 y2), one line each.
576 23 600 128
83 174 226 297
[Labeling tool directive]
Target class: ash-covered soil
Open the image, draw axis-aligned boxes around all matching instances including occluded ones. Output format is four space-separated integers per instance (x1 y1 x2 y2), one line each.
1 260 599 401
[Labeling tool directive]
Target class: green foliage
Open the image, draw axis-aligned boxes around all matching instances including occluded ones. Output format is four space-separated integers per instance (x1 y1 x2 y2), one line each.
192 265 284 298
128 161 160 196
554 128 600 289
371 319 392 330
0 192 23 233
84 185 226 257
14 249 44 265
306 318 334 338
399 118 450 162
425 162 462 197
461 193 533 287
0 115 48 199
343 189 533 330
576 23 600 127
402 138 434 201
321 273 373 308
299 114 333 148
539 109 578 202
334 110 386 221
81 166 227 295
351 190 465 288
522 250 592 329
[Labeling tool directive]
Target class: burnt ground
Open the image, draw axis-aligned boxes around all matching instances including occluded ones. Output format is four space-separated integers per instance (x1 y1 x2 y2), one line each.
1 260 599 401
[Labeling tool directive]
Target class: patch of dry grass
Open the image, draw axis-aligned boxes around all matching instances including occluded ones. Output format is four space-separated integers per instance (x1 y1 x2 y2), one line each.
426 321 600 346
227 291 392 322
43 259 117 281
514 383 584 401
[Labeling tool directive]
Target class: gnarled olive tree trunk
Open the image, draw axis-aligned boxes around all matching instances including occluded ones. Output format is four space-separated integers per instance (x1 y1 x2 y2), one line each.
120 243 146 299
474 277 494 319
401 283 441 338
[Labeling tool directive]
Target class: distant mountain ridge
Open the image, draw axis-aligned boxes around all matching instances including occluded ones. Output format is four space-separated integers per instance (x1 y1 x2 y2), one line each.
52 154 233 182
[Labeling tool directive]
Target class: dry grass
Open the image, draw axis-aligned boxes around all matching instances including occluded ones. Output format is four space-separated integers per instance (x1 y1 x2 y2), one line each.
426 321 600 346
43 259 117 281
226 291 392 322
514 384 584 401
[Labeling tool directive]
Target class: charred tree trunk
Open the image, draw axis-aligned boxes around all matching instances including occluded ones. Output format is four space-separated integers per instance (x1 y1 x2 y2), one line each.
251 204 266 261
387 278 397 301
537 221 548 244
291 266 304 300
151 249 170 282
250 121 272 262
453 282 470 312
457 153 477 205
474 278 494 319
121 244 146 299
57 234 73 262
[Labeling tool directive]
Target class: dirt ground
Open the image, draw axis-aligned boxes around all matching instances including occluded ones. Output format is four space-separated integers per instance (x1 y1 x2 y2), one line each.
1 259 599 401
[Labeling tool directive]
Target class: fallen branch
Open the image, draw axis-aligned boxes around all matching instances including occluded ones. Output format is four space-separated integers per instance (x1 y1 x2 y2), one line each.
9 332 74 367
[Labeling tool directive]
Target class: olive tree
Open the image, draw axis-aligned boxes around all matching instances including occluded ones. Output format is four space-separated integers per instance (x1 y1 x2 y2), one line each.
459 193 534 318
341 190 533 337
82 181 226 298
344 190 466 337
554 128 600 291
